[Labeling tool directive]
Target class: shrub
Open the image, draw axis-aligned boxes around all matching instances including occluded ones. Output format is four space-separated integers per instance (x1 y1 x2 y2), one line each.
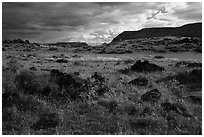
174 69 202 89
157 69 202 89
73 61 82 66
7 59 23 73
14 70 37 94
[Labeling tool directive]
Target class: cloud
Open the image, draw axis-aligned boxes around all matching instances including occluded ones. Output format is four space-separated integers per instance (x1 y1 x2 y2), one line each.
2 2 202 44
147 8 168 20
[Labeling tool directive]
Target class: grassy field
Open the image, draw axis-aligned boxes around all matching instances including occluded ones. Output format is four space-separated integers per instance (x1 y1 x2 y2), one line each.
2 48 202 135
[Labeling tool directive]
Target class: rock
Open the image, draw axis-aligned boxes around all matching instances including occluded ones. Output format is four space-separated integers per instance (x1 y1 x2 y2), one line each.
31 113 60 130
59 54 65 58
128 77 148 86
56 59 68 63
175 61 202 68
131 60 165 72
161 102 191 117
49 69 90 100
154 55 164 59
186 95 202 105
187 62 202 68
74 71 80 76
49 47 57 51
141 89 161 102
29 66 38 71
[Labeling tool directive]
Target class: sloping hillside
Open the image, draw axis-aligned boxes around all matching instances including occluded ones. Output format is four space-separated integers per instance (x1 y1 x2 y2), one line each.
112 22 202 43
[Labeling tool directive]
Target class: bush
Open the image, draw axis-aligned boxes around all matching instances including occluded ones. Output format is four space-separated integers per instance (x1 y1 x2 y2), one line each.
14 70 37 94
157 69 202 90
174 69 202 89
7 59 23 73
73 61 82 66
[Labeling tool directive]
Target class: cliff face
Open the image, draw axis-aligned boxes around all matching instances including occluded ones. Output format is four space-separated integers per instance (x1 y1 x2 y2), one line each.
111 22 202 43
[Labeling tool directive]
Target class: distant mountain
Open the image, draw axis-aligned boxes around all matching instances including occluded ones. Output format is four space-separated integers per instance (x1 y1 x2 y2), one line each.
111 22 202 43
47 42 89 48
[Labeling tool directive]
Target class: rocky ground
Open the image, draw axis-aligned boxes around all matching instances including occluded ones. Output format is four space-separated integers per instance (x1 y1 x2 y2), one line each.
2 39 202 135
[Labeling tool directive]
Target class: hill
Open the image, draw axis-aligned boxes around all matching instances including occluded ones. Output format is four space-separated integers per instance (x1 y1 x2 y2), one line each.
111 22 202 43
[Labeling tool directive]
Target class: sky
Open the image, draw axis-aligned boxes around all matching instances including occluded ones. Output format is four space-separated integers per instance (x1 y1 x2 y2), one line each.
2 2 202 45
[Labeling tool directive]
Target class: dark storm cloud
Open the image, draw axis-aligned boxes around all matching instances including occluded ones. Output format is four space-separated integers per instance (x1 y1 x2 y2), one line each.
2 2 202 44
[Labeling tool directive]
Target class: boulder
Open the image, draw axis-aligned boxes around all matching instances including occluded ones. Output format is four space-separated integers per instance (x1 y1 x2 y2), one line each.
49 69 90 100
131 60 165 72
29 66 38 71
141 89 161 102
56 59 68 63
128 77 148 86
154 55 164 59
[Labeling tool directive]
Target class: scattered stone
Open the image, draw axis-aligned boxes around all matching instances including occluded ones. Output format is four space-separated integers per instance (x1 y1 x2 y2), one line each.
31 113 60 130
128 77 148 86
131 60 165 72
141 89 161 102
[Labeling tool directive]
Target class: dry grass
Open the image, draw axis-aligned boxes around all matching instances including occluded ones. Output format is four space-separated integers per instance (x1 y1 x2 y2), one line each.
2 52 202 135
